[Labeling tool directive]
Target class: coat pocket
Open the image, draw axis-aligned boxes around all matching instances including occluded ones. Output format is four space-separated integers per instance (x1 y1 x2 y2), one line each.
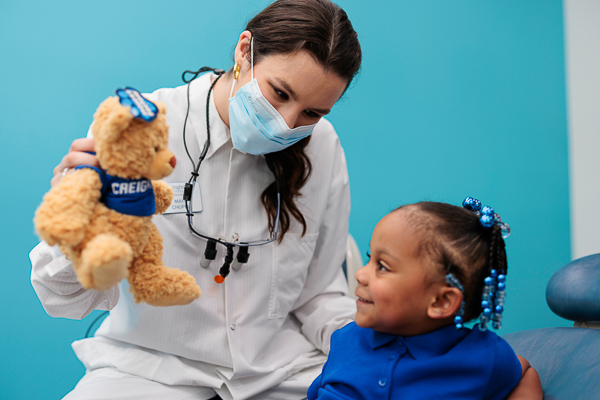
268 232 319 319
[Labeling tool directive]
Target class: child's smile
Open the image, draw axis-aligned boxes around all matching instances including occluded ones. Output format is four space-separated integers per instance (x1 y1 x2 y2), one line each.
354 208 446 336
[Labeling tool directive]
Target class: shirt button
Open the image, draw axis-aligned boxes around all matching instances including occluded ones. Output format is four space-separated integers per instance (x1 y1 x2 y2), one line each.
378 379 387 387
388 354 396 360
230 324 236 330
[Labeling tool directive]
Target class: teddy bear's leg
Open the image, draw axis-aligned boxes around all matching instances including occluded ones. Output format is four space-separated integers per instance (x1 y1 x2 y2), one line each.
79 234 133 291
128 224 201 306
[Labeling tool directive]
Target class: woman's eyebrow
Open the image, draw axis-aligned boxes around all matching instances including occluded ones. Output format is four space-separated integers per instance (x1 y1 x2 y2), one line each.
274 77 331 115
274 77 297 100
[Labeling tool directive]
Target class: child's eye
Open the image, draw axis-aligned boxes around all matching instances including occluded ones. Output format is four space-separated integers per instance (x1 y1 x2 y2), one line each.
377 263 388 272
366 251 371 259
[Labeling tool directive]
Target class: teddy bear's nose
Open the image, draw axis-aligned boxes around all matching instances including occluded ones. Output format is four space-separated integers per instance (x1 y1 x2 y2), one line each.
170 156 177 169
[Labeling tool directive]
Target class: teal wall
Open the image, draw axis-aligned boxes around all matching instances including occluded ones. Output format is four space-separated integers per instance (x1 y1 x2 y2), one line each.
0 1 570 399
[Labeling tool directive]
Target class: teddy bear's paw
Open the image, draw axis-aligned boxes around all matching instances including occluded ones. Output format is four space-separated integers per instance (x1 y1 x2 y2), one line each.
152 180 174 214
79 234 133 291
132 268 201 307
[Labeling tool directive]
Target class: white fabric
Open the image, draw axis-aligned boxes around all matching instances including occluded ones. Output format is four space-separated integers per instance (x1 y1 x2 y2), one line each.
30 73 355 400
62 363 322 400
63 368 218 400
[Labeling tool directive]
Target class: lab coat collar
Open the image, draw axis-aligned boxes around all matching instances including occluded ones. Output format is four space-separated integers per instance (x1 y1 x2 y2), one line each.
187 73 231 161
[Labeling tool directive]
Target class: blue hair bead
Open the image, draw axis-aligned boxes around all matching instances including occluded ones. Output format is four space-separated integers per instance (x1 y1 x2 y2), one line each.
481 206 494 216
446 272 466 330
480 214 494 228
462 196 510 331
479 320 489 331
463 197 482 212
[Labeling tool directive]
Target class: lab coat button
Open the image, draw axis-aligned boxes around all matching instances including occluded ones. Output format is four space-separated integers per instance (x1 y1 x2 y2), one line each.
230 324 236 330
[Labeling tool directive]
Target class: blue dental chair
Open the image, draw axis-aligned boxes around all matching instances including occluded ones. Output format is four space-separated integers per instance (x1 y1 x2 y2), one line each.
503 253 600 399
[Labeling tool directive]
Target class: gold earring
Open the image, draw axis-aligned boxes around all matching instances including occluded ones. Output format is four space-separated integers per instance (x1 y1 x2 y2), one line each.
233 62 240 80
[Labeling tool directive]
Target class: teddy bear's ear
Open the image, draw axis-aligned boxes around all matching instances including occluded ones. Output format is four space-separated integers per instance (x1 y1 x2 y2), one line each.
91 97 134 143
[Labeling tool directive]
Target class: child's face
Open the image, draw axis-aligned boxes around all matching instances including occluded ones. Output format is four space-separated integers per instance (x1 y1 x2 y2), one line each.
354 208 444 336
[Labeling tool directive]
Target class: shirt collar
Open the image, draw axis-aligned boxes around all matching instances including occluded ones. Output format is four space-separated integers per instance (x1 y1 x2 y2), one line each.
369 329 398 349
187 73 231 160
369 325 470 360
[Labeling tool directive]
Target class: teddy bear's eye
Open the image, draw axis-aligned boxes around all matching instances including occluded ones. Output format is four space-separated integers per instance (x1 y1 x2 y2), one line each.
154 147 158 152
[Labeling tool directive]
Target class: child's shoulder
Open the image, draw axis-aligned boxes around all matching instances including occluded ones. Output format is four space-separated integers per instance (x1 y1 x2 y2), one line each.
331 322 367 345
467 325 519 357
465 326 523 398
335 321 361 336
329 322 378 360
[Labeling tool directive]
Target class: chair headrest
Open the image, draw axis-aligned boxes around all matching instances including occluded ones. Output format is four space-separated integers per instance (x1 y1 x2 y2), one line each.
546 253 600 322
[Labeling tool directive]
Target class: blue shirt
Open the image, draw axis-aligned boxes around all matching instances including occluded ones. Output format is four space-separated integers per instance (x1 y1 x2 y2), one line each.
308 323 522 400
75 166 156 217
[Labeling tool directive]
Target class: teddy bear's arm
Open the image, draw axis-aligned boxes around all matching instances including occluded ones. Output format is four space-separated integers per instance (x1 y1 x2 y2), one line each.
152 180 174 214
34 168 103 247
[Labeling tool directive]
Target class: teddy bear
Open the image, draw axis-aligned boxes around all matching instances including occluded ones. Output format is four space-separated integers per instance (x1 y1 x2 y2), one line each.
34 88 201 306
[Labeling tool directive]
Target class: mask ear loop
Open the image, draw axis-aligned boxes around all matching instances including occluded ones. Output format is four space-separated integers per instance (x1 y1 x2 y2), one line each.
229 70 237 98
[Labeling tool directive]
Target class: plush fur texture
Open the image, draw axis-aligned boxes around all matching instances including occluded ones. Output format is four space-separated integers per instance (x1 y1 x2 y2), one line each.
34 96 201 306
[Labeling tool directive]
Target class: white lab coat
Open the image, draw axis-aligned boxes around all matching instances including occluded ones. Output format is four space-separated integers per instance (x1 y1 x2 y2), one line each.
30 73 355 400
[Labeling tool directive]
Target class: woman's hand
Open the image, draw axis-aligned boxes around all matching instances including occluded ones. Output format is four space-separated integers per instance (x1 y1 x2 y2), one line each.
51 138 99 188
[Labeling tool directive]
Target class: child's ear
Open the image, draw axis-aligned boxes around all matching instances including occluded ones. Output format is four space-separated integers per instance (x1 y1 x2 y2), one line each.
427 287 463 320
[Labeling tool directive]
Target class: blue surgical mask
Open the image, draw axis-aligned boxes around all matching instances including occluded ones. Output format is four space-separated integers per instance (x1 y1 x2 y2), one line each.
228 38 316 155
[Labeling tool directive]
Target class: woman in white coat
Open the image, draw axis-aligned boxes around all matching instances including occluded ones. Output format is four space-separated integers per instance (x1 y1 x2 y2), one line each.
31 0 361 399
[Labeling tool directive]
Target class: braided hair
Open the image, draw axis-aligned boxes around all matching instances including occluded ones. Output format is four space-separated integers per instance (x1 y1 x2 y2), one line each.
402 202 508 322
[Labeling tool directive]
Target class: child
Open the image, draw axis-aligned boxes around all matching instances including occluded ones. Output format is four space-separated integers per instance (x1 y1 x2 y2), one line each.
308 198 541 400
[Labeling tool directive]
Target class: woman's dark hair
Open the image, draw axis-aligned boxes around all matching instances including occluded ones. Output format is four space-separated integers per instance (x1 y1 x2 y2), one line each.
403 202 508 321
244 0 362 240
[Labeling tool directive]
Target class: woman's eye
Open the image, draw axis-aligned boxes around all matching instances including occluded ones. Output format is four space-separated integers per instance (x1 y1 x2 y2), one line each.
275 89 289 100
304 110 320 119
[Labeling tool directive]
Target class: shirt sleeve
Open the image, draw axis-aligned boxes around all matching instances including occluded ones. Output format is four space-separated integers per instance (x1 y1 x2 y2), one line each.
307 362 327 400
483 335 523 400
30 241 119 319
292 129 356 355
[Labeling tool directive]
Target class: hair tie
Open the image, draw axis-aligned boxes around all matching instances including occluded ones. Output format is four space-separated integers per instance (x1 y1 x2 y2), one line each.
462 197 511 239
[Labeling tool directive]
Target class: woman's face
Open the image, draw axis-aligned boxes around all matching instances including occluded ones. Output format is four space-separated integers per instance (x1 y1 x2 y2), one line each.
233 35 347 129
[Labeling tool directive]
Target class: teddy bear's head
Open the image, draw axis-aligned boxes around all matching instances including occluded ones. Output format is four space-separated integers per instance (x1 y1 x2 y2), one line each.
91 96 176 180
